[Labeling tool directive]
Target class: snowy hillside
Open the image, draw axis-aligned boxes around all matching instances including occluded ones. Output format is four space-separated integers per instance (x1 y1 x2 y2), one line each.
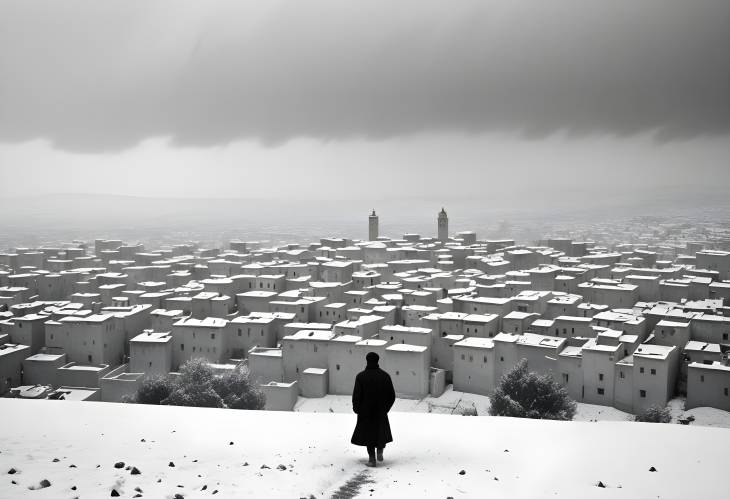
1 399 729 499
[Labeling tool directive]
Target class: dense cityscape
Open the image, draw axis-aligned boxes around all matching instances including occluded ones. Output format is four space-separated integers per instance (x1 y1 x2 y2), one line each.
2 209 729 416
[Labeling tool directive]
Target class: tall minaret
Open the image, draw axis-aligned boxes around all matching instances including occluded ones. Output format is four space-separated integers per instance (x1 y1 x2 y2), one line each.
437 207 448 242
368 209 379 241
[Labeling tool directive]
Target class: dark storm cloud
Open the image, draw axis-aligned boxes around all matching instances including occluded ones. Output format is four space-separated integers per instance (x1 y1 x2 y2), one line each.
0 0 728 151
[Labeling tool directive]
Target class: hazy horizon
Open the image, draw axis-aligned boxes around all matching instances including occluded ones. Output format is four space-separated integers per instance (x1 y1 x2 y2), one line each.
1 0 729 208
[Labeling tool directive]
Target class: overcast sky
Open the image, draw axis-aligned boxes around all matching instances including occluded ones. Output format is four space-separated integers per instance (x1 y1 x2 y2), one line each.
0 0 728 203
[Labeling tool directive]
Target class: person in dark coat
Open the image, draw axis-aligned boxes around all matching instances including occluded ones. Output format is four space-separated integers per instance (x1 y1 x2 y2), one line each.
351 352 396 467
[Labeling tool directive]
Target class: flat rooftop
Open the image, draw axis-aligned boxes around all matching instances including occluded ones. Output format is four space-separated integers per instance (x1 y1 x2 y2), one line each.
386 343 428 353
131 331 172 343
634 344 675 360
173 317 227 328
454 337 494 349
283 330 335 341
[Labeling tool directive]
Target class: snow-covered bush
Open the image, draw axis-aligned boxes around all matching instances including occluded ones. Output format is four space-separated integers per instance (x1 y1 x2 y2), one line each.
212 365 265 410
162 358 225 408
488 359 577 420
132 375 177 405
635 405 671 423
131 358 265 410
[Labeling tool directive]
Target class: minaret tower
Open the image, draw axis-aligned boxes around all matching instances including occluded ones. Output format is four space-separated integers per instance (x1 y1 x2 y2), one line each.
368 209 379 241
437 207 448 242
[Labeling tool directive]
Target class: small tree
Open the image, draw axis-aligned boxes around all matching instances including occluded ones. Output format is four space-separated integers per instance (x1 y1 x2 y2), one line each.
134 375 177 405
489 359 577 420
212 364 266 410
162 358 225 408
635 404 672 423
129 358 266 410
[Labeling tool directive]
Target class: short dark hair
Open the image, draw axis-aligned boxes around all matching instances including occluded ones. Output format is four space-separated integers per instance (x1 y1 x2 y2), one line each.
366 352 379 364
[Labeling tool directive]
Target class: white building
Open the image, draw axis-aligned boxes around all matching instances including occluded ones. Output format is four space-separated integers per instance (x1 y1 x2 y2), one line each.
46 313 125 366
452 337 495 395
0 343 31 394
281 329 335 384
327 334 363 395
129 331 172 375
227 316 276 357
380 325 433 348
170 317 228 369
384 343 429 398
686 361 730 411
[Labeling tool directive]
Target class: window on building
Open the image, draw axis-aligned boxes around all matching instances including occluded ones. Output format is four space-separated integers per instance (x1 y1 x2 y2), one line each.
640 389 646 398
723 333 729 341
620 371 625 379
500 356 504 362
180 344 184 351
597 388 604 395
313 345 318 353
395 371 399 375
483 356 488 363
50 334 54 340
192 346 196 352
469 355 474 362
88 354 92 362
701 375 705 382
725 387 728 396
460 354 465 360
639 367 644 373
650 368 656 375
562 373 569 383
211 333 215 340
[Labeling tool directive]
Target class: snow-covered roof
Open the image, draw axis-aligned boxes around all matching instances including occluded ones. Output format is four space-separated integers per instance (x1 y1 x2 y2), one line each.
386 344 428 353
634 344 675 360
454 337 494 349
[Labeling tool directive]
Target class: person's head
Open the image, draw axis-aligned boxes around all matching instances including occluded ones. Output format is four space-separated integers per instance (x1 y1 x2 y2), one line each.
366 351 379 367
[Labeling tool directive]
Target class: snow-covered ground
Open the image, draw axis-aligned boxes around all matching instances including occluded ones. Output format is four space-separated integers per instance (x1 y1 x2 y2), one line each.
1 398 729 499
295 385 730 428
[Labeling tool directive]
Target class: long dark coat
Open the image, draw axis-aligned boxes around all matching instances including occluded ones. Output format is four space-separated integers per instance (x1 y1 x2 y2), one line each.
350 364 396 448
